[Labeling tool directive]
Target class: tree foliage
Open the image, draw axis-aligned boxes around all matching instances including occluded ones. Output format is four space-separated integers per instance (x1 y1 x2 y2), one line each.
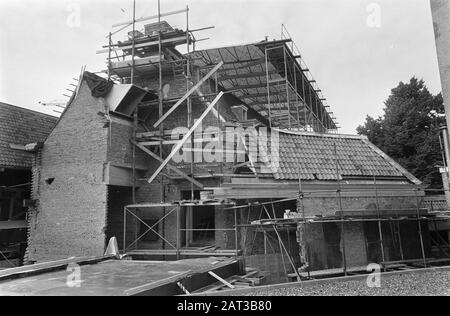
357 77 445 189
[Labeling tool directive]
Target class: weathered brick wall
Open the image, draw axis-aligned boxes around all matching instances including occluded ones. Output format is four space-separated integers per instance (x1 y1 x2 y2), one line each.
26 81 109 262
108 118 148 168
301 196 418 217
342 222 367 267
295 219 432 271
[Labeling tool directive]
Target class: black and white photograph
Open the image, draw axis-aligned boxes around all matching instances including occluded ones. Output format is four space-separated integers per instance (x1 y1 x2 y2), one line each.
0 0 449 299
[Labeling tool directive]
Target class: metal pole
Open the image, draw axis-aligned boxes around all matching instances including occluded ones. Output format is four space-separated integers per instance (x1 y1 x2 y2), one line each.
123 207 127 252
186 6 194 201
235 208 239 257
308 87 314 131
270 202 288 281
374 176 386 264
334 143 347 275
131 0 136 84
298 167 309 272
262 206 301 280
293 51 300 130
302 76 307 131
283 47 291 129
415 189 428 267
132 111 137 204
265 47 272 127
396 208 405 261
108 32 112 80
176 206 180 260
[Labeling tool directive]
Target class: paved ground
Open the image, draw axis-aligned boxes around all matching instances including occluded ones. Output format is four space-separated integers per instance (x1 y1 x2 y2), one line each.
233 269 450 296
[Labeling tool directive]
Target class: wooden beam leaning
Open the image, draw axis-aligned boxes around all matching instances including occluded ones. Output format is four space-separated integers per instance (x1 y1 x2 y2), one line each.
207 271 235 289
148 92 224 184
153 61 224 128
132 140 204 189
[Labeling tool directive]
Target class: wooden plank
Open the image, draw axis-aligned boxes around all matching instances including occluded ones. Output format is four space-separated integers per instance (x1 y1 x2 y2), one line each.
138 137 218 146
208 271 235 289
177 281 191 295
153 62 224 128
96 36 187 54
124 271 192 296
148 92 224 184
132 140 204 189
0 220 27 231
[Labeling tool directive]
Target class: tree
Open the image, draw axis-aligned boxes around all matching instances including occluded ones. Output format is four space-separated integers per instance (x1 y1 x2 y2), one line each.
357 77 445 189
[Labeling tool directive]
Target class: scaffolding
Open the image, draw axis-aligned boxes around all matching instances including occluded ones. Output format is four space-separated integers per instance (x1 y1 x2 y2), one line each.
188 27 339 133
97 3 450 282
122 201 240 259
224 184 450 281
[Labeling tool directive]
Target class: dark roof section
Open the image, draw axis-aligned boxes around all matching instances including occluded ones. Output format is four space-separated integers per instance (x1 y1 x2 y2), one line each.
0 102 58 169
256 130 421 184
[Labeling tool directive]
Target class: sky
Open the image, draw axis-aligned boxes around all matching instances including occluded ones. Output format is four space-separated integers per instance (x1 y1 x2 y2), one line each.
0 0 442 134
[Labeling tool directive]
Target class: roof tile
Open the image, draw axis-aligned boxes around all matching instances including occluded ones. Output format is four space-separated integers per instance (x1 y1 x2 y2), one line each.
0 103 57 168
266 131 413 181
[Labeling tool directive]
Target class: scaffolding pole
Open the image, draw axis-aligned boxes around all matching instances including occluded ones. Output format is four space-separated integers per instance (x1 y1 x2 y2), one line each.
415 189 428 268
374 176 386 263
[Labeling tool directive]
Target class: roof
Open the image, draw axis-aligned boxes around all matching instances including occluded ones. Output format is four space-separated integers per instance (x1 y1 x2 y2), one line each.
254 130 421 184
0 103 58 169
190 39 337 131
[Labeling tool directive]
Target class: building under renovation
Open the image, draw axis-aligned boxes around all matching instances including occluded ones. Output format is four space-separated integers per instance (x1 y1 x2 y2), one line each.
3 8 450 284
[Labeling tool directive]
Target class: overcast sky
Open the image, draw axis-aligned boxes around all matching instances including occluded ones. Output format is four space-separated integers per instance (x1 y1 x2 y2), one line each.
0 0 441 133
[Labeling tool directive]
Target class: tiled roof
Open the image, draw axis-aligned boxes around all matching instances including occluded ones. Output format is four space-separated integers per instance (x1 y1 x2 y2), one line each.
256 130 420 184
0 103 58 169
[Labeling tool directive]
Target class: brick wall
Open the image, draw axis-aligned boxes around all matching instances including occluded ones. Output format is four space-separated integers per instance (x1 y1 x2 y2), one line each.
26 81 109 262
342 222 367 267
301 196 419 217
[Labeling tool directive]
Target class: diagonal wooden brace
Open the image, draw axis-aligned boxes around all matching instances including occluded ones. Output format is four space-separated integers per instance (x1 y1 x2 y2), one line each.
153 61 224 128
132 140 204 189
148 92 224 184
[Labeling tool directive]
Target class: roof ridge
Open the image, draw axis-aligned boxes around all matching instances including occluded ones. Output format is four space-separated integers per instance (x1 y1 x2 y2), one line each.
273 128 368 140
0 102 58 120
